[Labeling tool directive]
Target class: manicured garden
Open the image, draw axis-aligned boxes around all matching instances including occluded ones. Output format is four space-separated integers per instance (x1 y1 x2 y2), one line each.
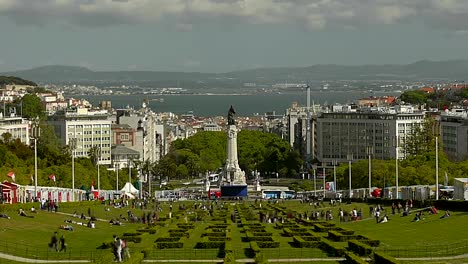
0 199 467 263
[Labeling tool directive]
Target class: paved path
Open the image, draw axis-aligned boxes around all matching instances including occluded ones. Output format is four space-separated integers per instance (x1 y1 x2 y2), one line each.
0 252 90 263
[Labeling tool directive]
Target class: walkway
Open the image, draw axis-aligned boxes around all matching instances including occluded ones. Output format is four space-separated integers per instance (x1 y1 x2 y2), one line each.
0 252 90 263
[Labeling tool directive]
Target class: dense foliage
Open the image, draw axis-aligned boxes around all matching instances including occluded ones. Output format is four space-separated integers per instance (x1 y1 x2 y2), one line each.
0 122 135 190
157 130 303 180
0 76 37 86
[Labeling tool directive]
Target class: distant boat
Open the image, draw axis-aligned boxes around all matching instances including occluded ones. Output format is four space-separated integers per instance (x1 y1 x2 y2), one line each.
151 98 165 102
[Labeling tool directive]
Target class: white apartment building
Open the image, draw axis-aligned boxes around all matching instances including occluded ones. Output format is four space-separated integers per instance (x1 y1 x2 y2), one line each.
49 108 112 165
316 106 425 164
440 111 468 161
0 113 30 145
116 108 165 164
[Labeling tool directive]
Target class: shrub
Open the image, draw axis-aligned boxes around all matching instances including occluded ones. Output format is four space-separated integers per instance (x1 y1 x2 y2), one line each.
293 236 321 248
250 241 261 254
254 253 267 264
348 240 373 256
224 252 235 264
123 236 142 243
319 238 345 257
194 241 225 249
345 251 368 264
123 232 141 237
155 237 180 242
373 251 401 264
257 241 280 248
156 242 183 249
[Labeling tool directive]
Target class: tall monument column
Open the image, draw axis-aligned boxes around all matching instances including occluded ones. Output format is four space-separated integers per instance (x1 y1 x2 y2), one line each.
224 106 246 185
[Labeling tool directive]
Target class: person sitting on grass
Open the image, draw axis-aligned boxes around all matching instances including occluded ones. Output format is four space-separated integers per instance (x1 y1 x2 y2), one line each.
440 210 451 219
0 213 10 219
19 208 34 218
59 225 74 231
412 212 421 222
30 206 37 213
379 214 389 223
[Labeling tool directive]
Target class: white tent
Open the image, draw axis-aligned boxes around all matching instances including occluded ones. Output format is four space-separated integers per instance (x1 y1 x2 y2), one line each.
121 182 139 195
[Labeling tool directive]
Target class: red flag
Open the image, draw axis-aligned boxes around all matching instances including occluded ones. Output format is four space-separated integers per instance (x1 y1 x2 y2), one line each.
7 171 15 182
49 174 56 182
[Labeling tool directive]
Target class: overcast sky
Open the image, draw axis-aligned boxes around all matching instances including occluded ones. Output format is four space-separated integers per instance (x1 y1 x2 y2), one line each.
1 0 468 73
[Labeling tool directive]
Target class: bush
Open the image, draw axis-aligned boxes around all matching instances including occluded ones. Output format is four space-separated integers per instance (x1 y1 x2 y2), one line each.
328 230 358 242
293 236 321 248
123 236 142 243
155 237 180 242
254 253 267 264
373 251 401 264
194 241 225 249
156 242 183 249
250 241 261 254
257 241 280 248
319 238 345 257
224 252 235 264
345 251 368 264
348 240 373 256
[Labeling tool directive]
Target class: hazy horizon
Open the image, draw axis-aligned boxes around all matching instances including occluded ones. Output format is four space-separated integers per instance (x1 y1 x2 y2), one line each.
1 1 468 73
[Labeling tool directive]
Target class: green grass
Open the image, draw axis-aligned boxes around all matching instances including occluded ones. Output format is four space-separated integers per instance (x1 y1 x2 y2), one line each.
0 200 466 263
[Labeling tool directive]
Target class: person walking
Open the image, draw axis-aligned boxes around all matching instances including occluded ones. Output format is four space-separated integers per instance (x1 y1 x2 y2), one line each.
49 232 58 252
59 235 67 252
114 236 123 262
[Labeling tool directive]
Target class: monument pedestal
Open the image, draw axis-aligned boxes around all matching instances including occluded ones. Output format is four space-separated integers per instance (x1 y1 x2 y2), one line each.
224 125 246 185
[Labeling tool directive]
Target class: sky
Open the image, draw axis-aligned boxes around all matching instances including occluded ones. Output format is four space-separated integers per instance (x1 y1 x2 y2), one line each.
1 0 468 73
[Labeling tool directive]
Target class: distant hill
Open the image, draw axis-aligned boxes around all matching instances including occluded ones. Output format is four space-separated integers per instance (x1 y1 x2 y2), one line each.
2 60 468 83
0 76 37 86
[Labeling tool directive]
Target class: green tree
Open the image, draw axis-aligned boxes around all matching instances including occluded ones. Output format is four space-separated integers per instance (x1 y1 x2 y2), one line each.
20 94 46 119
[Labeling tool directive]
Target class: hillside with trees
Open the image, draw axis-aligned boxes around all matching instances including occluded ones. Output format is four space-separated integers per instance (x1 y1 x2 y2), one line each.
0 76 37 86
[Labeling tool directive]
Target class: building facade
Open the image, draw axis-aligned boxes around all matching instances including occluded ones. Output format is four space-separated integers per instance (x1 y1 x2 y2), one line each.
49 108 112 165
0 114 30 145
316 106 425 164
440 112 468 161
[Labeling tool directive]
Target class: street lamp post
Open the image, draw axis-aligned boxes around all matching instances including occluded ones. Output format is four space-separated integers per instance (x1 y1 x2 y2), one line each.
394 136 399 199
116 163 119 191
322 162 326 199
347 154 353 199
436 136 439 200
332 160 337 195
312 164 317 197
97 146 101 196
31 117 40 201
367 146 373 197
69 138 77 202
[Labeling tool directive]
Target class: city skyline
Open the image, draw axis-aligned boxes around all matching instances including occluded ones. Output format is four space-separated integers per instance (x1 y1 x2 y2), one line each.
1 1 468 73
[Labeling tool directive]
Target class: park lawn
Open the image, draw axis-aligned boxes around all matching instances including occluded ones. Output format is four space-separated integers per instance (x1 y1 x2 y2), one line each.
0 209 150 260
339 210 468 248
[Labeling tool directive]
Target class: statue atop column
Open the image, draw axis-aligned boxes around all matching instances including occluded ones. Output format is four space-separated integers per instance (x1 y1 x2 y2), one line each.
224 105 246 185
228 105 236 126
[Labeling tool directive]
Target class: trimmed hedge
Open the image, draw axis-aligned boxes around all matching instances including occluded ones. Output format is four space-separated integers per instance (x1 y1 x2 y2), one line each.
250 241 261 254
345 251 368 264
348 240 373 256
194 241 225 249
257 241 280 248
328 230 358 242
155 237 180 242
373 252 401 264
293 236 321 248
314 224 336 232
319 238 345 257
356 236 380 247
156 242 183 249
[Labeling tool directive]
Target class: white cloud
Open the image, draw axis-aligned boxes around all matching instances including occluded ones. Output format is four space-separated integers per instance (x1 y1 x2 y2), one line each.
0 0 467 30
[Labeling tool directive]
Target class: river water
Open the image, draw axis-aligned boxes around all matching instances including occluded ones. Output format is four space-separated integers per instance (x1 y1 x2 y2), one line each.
78 91 398 116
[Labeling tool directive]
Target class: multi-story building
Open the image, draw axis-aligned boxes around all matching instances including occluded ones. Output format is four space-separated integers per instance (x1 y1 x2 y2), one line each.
0 113 30 145
316 105 425 164
440 110 468 161
49 108 112 165
116 108 165 164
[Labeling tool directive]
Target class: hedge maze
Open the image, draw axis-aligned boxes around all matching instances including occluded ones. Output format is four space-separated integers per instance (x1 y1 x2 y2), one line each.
109 201 400 263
